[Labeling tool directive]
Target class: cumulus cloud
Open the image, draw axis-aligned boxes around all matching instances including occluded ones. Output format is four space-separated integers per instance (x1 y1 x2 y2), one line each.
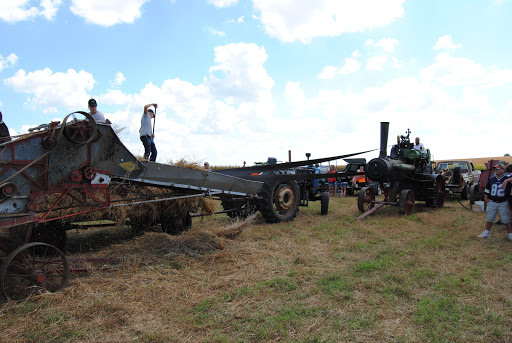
238 16 245 23
110 72 126 88
0 54 19 72
318 66 337 79
367 55 388 71
253 0 406 43
0 0 61 22
318 50 361 79
365 37 399 52
421 53 512 87
3 68 95 113
70 0 149 26
207 43 274 103
433 35 462 51
208 0 239 7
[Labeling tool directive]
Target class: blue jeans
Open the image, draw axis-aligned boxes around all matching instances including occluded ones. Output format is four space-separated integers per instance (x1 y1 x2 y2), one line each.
140 135 157 162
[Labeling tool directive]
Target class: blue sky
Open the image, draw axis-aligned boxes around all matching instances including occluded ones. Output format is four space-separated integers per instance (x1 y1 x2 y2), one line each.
1 0 512 166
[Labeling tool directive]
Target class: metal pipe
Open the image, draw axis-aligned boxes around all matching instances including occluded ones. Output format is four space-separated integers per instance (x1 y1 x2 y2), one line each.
379 122 389 158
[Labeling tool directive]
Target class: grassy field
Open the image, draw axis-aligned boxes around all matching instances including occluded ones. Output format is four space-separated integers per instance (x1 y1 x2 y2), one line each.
1 196 512 343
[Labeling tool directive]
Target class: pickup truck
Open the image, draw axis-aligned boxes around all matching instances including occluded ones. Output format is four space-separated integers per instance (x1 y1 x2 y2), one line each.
339 158 381 195
435 160 481 200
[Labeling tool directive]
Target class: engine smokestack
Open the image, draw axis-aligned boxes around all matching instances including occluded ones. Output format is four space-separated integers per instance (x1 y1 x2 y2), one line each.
379 122 389 159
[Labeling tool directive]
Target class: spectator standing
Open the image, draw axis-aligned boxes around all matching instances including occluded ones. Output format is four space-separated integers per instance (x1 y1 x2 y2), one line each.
204 162 212 171
88 98 106 122
140 103 157 162
478 161 512 240
328 165 337 197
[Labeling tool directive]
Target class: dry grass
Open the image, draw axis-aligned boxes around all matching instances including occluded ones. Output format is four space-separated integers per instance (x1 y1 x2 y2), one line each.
1 197 512 342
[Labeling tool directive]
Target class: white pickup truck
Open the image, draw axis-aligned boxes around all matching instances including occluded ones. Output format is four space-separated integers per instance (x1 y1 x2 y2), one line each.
435 160 481 200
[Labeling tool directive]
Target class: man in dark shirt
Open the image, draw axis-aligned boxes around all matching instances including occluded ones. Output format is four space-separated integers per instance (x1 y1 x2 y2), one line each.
478 161 512 240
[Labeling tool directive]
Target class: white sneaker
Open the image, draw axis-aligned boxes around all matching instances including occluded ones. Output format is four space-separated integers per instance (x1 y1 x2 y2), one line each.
478 231 490 239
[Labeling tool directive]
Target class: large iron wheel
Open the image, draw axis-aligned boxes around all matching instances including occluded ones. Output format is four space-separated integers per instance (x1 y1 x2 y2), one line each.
398 189 415 215
433 176 445 208
358 186 375 212
63 111 97 144
258 181 300 223
0 242 69 301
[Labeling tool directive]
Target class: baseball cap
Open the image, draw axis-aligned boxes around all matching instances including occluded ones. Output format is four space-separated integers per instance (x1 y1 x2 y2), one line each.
147 109 154 114
88 98 97 107
495 162 506 169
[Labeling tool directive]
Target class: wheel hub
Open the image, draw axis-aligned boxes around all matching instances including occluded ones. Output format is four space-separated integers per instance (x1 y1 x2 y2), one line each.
276 186 294 210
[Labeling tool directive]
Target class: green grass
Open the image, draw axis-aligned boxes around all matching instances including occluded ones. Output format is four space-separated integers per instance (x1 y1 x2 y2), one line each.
1 197 512 342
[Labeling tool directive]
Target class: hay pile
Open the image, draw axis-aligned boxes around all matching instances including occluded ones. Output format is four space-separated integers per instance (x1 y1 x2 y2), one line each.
34 160 217 228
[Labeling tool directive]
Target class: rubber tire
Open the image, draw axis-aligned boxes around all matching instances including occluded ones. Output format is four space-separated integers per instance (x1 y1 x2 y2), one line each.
320 191 329 215
460 184 469 200
258 181 300 223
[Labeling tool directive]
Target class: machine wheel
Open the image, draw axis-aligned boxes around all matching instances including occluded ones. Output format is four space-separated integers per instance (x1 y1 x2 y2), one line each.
30 222 68 252
0 242 70 301
63 111 97 144
398 189 415 215
358 186 375 212
434 176 446 208
320 192 329 215
221 199 258 219
258 181 300 223
160 212 192 235
460 184 469 200
469 184 480 205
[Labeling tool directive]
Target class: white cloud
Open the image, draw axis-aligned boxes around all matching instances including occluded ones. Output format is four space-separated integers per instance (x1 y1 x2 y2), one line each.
208 0 239 7
100 89 132 105
421 53 512 87
110 72 126 87
367 55 388 71
70 0 149 26
365 38 398 52
253 0 406 43
318 66 337 79
433 35 462 51
209 28 226 37
238 16 245 23
207 43 274 103
339 58 361 74
0 54 19 72
0 0 61 22
3 68 95 113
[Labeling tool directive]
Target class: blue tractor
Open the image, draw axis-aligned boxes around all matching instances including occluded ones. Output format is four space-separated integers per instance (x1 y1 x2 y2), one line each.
294 153 330 215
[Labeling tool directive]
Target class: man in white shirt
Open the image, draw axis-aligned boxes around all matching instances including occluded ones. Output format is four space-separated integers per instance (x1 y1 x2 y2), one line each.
88 98 106 122
413 137 425 151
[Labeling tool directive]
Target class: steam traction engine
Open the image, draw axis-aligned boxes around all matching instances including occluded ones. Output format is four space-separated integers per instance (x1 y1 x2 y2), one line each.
357 122 445 218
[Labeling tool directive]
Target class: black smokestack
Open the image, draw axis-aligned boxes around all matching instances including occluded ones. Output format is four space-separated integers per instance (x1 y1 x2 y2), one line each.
379 122 389 158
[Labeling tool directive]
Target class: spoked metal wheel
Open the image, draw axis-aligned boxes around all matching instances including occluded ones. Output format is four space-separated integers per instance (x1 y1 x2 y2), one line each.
0 242 70 301
434 176 445 208
63 111 97 144
398 189 415 215
358 186 375 212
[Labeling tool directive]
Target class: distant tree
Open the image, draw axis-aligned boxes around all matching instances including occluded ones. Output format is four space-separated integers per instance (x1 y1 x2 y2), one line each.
505 153 510 156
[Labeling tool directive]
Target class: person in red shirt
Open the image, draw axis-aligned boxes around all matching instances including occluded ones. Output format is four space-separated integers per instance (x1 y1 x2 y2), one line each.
328 165 337 197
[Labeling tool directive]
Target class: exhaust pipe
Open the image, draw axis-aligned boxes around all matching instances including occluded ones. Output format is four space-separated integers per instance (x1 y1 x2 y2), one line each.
379 122 389 159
